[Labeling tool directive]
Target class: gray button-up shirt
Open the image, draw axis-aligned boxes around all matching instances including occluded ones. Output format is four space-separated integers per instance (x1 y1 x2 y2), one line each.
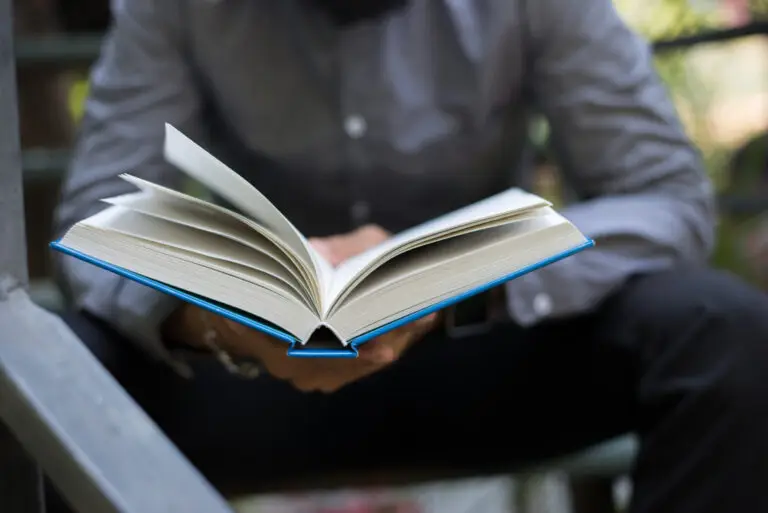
54 0 716 361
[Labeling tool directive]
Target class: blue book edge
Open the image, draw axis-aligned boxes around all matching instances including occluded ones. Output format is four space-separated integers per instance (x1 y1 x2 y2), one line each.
50 238 594 358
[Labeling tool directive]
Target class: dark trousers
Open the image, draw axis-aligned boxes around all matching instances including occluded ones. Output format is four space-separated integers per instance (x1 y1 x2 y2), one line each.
51 267 768 512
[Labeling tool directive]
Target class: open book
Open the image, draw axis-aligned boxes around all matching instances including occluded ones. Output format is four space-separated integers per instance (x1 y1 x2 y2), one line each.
52 124 593 357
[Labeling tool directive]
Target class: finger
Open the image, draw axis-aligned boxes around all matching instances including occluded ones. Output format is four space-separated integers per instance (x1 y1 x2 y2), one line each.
415 312 438 327
323 237 355 266
326 230 383 263
309 237 339 264
386 312 437 338
223 318 249 336
261 347 382 392
291 375 326 392
327 357 390 388
357 342 397 364
320 237 359 264
356 224 391 245
292 360 381 393
356 313 437 363
358 329 415 364
345 233 383 258
311 226 390 266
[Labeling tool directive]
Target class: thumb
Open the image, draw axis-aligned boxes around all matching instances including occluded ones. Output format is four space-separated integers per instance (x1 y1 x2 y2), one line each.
413 312 438 329
357 342 397 364
309 237 337 263
223 318 248 336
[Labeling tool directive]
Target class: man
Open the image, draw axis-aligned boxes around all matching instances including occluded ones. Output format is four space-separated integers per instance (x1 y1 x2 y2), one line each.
54 0 768 512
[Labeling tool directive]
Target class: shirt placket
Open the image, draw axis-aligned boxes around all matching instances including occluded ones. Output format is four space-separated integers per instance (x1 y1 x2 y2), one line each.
338 27 376 230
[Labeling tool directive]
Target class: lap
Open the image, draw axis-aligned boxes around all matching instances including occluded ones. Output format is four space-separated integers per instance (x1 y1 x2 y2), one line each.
61 265 768 492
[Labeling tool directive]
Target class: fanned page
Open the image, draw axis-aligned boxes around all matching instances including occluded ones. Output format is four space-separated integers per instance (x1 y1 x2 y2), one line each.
163 124 334 299
328 208 589 341
62 207 321 339
102 191 315 307
325 188 551 312
113 175 322 307
88 206 312 307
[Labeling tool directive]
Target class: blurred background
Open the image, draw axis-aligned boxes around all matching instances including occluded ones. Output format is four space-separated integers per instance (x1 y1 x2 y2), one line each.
11 1 768 511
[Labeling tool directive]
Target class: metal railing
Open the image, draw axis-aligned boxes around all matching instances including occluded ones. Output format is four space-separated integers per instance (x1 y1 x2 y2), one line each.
0 1 234 511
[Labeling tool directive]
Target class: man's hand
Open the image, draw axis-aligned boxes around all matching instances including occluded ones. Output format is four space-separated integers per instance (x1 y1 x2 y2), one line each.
219 311 437 392
167 223 439 392
252 222 433 391
309 224 390 266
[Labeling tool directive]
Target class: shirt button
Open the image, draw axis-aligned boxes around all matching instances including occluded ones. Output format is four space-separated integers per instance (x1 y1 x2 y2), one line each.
344 115 367 139
350 200 371 225
532 293 553 318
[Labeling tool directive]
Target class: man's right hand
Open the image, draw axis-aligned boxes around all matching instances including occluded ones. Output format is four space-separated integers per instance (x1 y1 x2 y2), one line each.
219 313 438 393
217 316 390 392
165 304 430 393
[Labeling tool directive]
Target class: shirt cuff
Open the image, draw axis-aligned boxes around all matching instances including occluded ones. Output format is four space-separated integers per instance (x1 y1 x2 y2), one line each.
504 272 557 327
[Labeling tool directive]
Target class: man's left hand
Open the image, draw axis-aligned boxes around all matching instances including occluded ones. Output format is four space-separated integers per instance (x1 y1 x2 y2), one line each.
309 224 391 266
306 224 439 381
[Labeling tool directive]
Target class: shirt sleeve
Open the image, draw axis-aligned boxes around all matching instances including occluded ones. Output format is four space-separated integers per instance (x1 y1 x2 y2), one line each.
53 0 203 362
505 0 717 326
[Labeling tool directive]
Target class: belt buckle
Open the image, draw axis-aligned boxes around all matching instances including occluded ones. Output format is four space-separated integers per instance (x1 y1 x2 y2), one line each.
443 289 503 339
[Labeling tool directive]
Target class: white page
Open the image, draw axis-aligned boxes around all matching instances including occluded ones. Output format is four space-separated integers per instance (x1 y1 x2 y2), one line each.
62 221 321 339
329 211 586 339
163 124 332 288
327 188 550 307
103 191 307 288
87 206 313 306
117 174 324 304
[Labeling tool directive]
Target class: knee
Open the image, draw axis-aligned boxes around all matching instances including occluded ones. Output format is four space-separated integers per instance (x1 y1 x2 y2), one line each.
627 267 768 345
626 267 768 409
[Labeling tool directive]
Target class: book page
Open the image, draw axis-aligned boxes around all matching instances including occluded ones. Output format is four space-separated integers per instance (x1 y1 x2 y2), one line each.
87 206 314 308
118 174 322 304
163 124 333 290
62 216 322 340
103 190 308 292
326 188 550 311
328 210 587 340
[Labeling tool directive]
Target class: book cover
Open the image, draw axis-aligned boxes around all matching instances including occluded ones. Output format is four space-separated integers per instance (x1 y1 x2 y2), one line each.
51 239 593 357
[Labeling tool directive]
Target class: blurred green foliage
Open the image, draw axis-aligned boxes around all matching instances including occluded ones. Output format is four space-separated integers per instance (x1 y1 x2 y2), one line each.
615 0 718 39
613 0 768 281
616 0 728 180
68 78 89 121
749 0 768 14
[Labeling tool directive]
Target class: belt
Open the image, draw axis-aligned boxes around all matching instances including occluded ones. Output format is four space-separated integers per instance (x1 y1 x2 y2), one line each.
440 285 509 339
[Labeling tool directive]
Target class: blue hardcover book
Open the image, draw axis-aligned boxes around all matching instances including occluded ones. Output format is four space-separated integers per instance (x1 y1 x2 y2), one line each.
52 124 593 357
